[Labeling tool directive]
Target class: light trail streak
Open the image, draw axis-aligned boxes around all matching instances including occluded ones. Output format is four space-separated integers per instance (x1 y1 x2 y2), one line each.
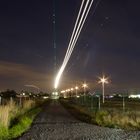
63 0 85 63
63 0 94 67
54 0 94 89
24 85 40 90
63 0 91 66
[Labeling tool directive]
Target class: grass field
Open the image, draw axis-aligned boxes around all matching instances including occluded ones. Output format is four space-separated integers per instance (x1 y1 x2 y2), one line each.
60 97 140 130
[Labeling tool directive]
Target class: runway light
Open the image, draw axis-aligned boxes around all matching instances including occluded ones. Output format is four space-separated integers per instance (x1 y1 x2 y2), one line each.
61 90 65 93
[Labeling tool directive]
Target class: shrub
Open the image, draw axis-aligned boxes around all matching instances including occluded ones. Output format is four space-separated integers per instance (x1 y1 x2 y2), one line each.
95 111 109 126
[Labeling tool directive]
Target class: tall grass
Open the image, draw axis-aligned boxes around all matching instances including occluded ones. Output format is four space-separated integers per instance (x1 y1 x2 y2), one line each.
0 99 38 140
0 105 10 127
0 100 35 128
95 110 140 129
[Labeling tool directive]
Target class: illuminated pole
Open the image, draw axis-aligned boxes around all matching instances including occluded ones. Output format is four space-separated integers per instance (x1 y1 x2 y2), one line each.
102 82 105 103
68 89 70 98
98 76 108 104
75 86 79 97
71 88 74 97
82 83 88 104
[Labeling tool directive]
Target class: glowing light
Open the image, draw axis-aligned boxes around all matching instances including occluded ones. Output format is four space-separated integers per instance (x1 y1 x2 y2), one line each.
54 0 94 89
76 95 80 98
68 89 70 92
71 88 74 91
52 91 58 96
61 90 65 93
98 75 109 103
129 94 140 98
75 86 79 90
43 96 48 99
98 76 108 84
82 83 88 88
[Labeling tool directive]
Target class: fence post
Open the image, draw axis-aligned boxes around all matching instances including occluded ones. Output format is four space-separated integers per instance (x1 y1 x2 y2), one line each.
0 96 1 105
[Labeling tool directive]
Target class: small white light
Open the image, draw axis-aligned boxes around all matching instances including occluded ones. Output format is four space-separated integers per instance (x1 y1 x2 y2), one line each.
76 95 80 98
43 96 48 99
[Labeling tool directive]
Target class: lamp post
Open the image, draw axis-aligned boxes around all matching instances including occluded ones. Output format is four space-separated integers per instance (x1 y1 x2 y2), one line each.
71 88 74 97
75 86 79 97
98 75 108 103
82 83 88 104
67 89 70 98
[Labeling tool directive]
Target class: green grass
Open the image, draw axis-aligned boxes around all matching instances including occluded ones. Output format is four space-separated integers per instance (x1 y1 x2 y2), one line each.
9 108 41 139
0 126 9 140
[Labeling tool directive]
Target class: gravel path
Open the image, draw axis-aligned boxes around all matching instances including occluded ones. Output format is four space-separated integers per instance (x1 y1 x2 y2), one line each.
19 100 140 140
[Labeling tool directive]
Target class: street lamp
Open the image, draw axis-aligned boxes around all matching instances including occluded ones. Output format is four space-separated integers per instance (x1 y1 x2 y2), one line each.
75 86 79 97
71 88 74 97
82 83 88 103
71 88 74 91
82 84 88 94
98 75 108 103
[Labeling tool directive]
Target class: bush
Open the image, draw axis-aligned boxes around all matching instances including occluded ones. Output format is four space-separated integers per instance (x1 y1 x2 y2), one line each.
95 111 109 126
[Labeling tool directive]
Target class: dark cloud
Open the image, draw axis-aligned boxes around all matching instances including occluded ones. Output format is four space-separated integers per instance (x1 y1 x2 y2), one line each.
0 61 52 91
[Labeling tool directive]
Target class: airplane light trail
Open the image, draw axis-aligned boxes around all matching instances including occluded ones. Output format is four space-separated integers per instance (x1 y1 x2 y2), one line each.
54 0 94 89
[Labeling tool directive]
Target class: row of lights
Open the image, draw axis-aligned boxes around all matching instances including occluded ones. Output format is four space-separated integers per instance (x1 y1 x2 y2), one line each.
61 75 109 103
61 83 88 93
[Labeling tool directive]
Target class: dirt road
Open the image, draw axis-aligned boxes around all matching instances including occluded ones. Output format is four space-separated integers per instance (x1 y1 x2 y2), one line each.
19 100 140 140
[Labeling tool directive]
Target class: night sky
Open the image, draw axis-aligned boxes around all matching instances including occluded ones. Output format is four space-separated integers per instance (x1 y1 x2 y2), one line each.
0 0 140 92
